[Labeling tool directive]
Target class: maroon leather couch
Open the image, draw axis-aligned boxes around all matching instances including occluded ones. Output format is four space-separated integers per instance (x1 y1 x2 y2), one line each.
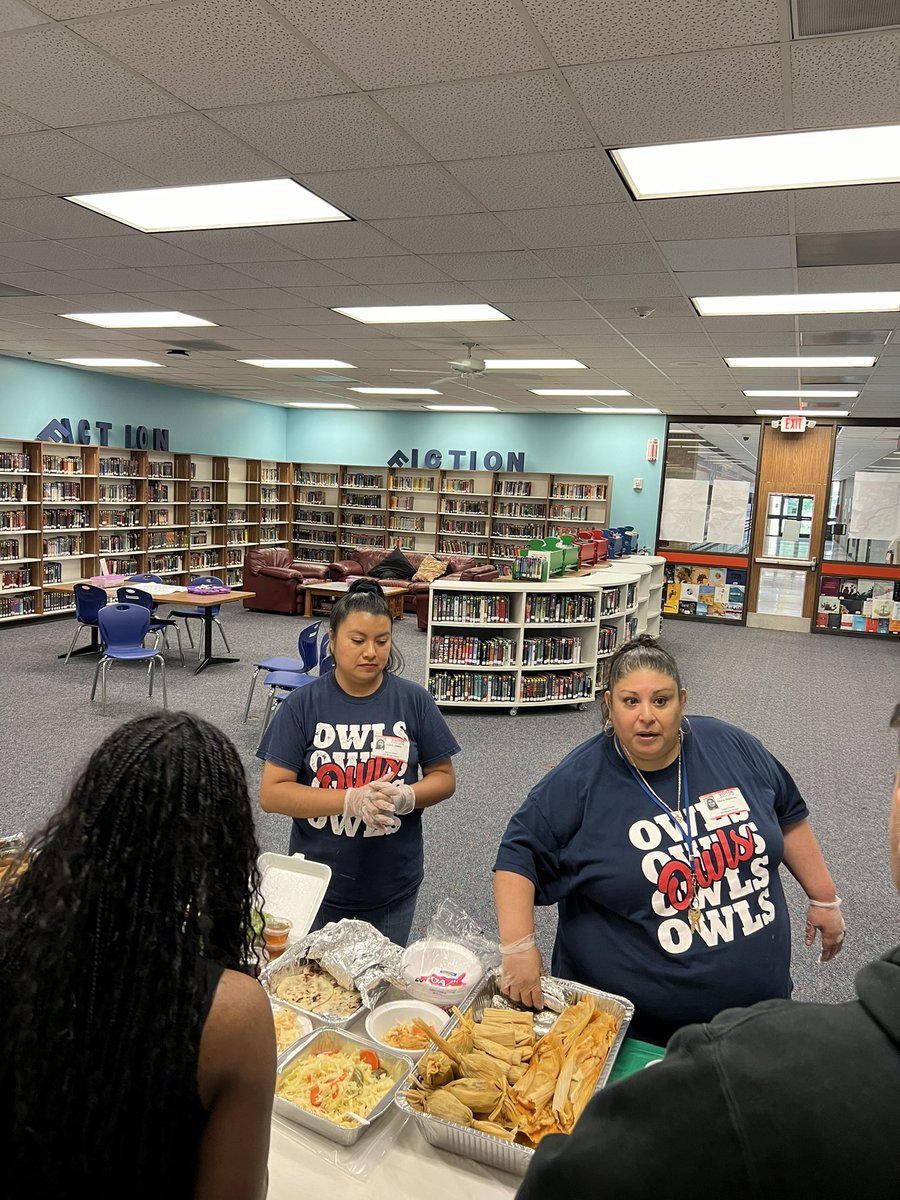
242 548 329 614
328 547 498 613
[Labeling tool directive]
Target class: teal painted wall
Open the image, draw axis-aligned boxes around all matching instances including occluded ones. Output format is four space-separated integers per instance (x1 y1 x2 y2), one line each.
287 410 665 542
0 354 286 458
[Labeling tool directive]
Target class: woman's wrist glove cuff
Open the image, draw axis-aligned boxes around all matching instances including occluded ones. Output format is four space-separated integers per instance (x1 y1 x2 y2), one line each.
808 895 842 909
499 933 536 955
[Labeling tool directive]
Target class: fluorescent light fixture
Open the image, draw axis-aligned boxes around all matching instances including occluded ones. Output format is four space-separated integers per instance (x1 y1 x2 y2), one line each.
742 389 859 398
332 304 510 324
694 293 900 317
239 358 355 369
611 123 900 200
484 359 585 370
66 178 350 233
424 404 498 412
754 409 850 417
349 387 441 395
61 311 215 328
530 388 631 396
58 357 157 367
285 402 358 409
725 355 876 368
576 407 662 414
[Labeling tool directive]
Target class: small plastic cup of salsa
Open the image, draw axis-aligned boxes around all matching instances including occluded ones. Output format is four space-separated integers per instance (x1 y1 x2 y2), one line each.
263 916 293 958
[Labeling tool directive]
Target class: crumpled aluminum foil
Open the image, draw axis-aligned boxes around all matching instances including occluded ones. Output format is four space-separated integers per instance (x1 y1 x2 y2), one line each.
489 974 568 1034
303 918 403 1008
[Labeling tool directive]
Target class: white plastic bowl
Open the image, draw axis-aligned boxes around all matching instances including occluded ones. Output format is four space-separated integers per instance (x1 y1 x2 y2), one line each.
364 999 451 1060
400 938 484 1007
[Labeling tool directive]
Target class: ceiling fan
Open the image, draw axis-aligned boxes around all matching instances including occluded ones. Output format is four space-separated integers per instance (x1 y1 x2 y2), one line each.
388 343 542 389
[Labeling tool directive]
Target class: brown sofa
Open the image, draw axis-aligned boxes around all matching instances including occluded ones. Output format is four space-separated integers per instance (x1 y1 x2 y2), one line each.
242 548 329 614
328 547 498 613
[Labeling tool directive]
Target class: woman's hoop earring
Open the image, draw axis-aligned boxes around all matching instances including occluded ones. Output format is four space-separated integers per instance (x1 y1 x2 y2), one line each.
603 718 614 736
680 715 692 735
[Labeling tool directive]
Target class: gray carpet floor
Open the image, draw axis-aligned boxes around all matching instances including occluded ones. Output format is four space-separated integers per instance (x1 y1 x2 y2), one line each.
2 603 897 1006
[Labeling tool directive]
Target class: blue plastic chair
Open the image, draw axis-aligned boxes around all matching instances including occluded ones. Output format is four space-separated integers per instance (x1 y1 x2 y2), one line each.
256 634 332 748
117 587 185 667
168 575 230 656
64 583 108 664
91 603 167 714
126 572 164 611
243 620 322 722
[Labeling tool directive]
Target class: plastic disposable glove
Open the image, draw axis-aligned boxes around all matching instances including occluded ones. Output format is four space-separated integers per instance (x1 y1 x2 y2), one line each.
343 785 396 833
370 776 416 815
806 902 846 962
500 943 544 1011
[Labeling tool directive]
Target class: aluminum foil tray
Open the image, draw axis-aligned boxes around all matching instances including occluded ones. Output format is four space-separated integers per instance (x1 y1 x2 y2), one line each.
260 941 365 1029
274 1026 412 1146
394 968 633 1176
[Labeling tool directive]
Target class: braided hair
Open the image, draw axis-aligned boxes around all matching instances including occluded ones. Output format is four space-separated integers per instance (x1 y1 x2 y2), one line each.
330 578 405 674
0 711 263 1196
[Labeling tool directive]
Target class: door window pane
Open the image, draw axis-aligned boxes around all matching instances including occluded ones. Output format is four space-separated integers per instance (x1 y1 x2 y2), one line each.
761 492 815 559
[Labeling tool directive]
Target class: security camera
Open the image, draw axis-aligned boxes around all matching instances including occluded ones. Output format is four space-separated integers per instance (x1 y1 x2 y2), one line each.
742 435 750 442
633 306 655 319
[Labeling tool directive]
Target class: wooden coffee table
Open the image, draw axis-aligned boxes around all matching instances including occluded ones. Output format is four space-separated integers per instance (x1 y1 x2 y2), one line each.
302 581 405 620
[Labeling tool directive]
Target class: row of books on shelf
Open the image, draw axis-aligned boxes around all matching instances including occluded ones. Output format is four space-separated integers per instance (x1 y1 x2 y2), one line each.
522 635 584 665
432 593 510 623
427 669 595 704
816 577 900 635
523 594 596 623
429 635 517 667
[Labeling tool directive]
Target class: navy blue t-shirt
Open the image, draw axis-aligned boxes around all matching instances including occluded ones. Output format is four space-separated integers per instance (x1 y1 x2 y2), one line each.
494 716 809 1026
258 671 460 910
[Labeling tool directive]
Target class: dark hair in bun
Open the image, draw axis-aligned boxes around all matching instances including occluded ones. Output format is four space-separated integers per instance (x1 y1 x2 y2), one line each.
329 578 404 674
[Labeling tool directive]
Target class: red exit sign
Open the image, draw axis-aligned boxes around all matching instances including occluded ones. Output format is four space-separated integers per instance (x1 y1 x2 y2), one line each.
780 414 808 433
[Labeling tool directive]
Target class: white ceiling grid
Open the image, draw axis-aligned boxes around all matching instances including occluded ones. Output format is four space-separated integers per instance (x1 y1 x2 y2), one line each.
0 0 894 417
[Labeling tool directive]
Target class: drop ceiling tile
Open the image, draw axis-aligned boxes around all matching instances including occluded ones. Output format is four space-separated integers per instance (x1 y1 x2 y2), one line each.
65 267 189 293
70 0 348 109
791 32 900 128
284 285 390 306
700 316 796 334
61 235 210 268
0 105 45 136
0 25 185 127
793 184 900 234
640 192 792 241
66 113 279 185
538 243 667 276
603 315 706 333
659 236 793 272
0 196 125 239
269 0 543 87
675 268 794 294
143 264 262 290
0 175 43 200
420 250 555 280
211 94 427 173
566 273 684 299
0 269 110 294
208 294 328 313
495 204 647 248
517 318 623 337
445 149 627 209
125 291 243 311
596 298 695 319
0 130 157 193
316 256 449 284
262 222 404 259
301 164 481 220
368 213 523 255
234 260 356 287
349 282 482 304
155 230 305 264
499 299 601 321
467 277 583 302
565 46 785 144
796 264 900 290
0 1 50 31
374 74 590 160
522 0 780 64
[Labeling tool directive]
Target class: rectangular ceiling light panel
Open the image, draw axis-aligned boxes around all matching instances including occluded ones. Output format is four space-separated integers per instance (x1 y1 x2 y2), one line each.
529 388 631 396
286 402 358 408
577 407 662 414
66 179 350 233
484 359 585 369
726 355 876 368
612 124 900 200
755 408 850 416
425 404 498 411
61 311 216 328
333 305 511 323
59 357 157 366
349 387 441 395
239 358 355 368
694 293 900 316
742 389 859 397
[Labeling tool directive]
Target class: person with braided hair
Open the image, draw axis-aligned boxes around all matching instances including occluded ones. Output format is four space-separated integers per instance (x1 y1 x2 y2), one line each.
0 711 276 1200
494 634 843 1044
259 578 459 946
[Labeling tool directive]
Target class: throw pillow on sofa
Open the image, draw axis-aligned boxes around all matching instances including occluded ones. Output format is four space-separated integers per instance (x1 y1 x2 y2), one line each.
368 547 416 580
411 553 449 583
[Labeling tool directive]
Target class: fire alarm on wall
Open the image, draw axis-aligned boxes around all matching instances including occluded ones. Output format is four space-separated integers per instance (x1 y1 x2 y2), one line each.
646 438 659 462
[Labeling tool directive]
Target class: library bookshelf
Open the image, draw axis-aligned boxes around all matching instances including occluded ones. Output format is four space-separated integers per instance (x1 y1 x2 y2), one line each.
425 579 603 716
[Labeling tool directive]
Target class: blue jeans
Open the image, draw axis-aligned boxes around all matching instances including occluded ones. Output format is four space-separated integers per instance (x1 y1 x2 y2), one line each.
309 888 419 947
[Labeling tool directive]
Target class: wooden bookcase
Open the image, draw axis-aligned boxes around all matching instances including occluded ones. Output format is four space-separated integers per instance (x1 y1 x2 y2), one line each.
339 466 388 557
291 462 340 564
425 578 601 715
387 468 440 553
